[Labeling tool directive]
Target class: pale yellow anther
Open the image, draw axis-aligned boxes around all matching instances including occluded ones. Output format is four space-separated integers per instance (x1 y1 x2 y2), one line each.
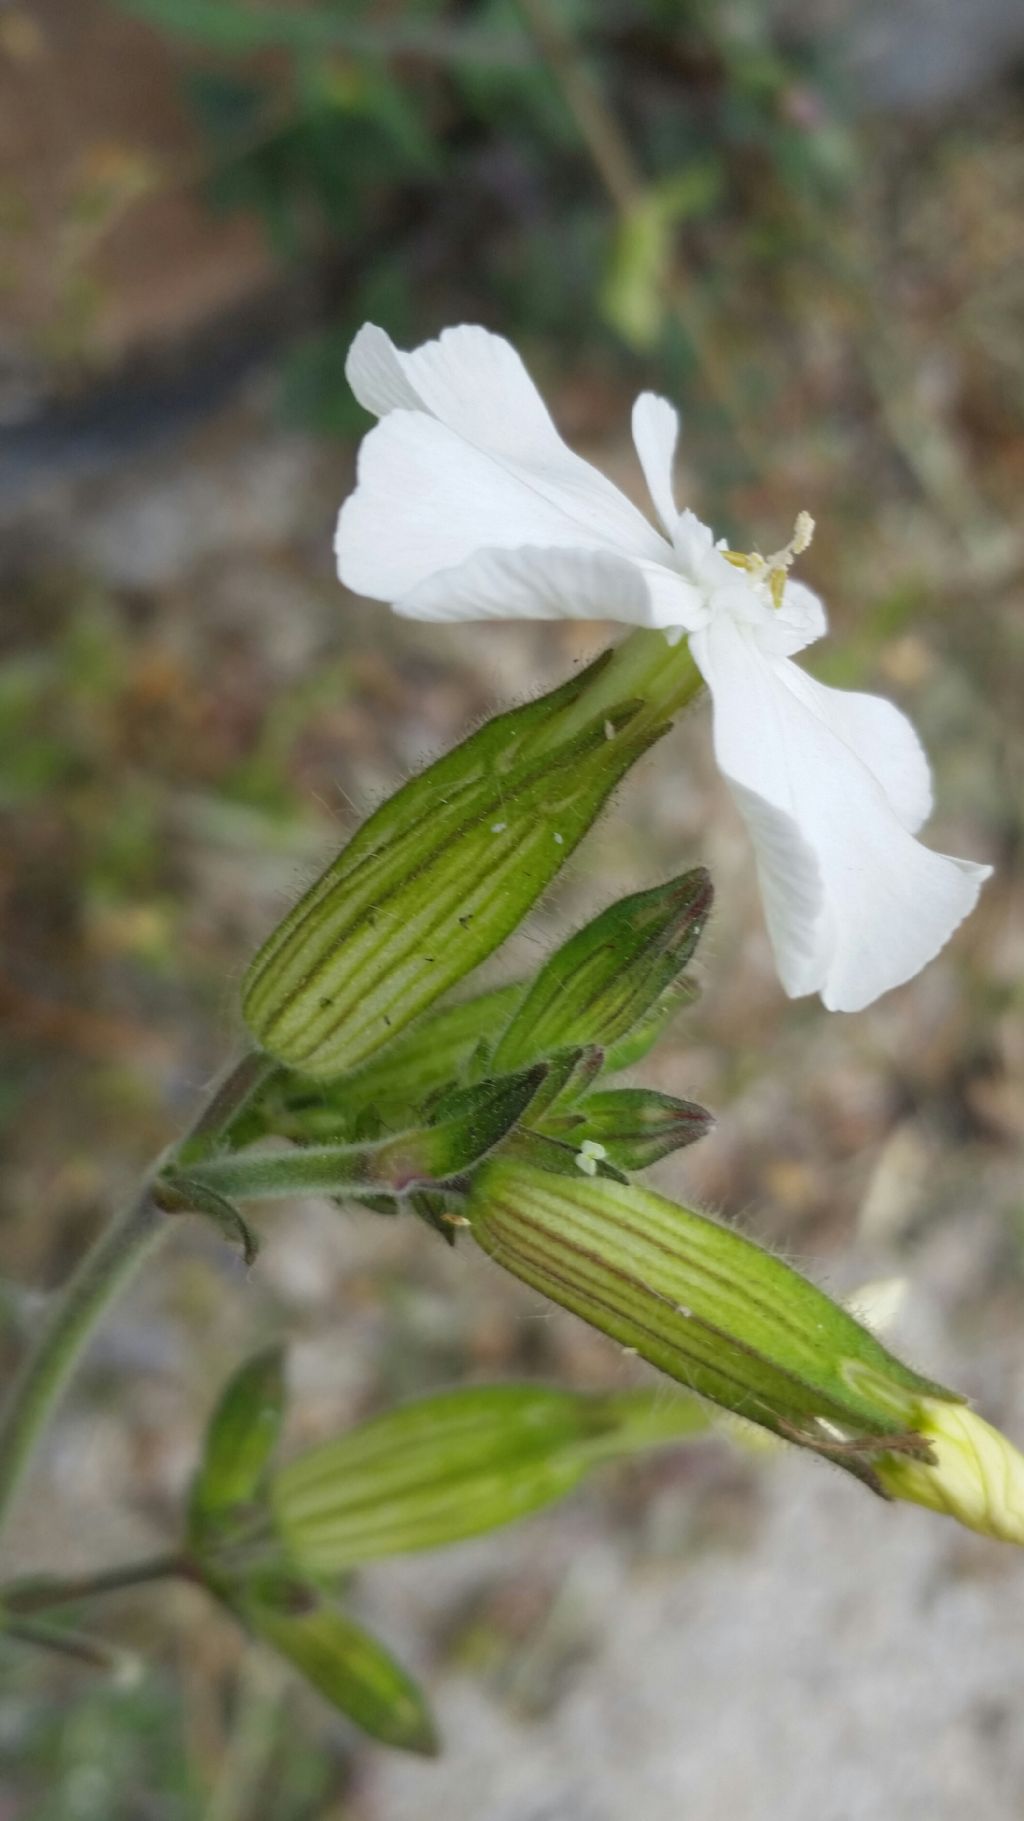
765 511 815 608
722 513 815 610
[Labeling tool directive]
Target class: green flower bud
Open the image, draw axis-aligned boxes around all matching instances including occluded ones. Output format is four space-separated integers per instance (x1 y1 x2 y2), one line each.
242 655 667 1080
492 868 712 1070
271 1384 708 1572
600 975 700 1073
467 1158 955 1488
540 1086 714 1170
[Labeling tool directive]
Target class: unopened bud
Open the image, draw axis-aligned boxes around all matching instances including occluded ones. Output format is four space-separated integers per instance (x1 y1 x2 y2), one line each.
493 868 712 1070
468 1158 953 1484
542 1086 714 1170
272 1384 708 1571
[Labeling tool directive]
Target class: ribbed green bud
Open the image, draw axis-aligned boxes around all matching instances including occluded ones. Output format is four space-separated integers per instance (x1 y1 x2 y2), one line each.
467 1159 956 1488
272 1384 708 1572
492 868 712 1070
540 1087 714 1170
600 975 700 1073
242 653 666 1079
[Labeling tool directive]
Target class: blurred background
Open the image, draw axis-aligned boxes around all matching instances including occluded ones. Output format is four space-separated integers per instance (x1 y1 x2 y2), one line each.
1 1 1023 1815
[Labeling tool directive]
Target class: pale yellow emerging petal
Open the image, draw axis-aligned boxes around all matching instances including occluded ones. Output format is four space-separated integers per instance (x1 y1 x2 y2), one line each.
878 1398 1024 1546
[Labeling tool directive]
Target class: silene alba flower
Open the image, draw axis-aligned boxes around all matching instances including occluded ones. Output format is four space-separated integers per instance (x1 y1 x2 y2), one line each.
335 324 992 1013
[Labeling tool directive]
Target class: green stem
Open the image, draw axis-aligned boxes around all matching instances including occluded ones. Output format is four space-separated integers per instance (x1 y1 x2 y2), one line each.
2 1550 188 1617
4 1616 135 1671
0 1053 269 1544
0 1192 167 1540
177 1051 276 1163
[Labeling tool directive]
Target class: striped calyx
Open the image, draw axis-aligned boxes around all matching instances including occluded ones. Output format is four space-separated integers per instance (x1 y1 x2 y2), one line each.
241 653 666 1079
467 1158 958 1489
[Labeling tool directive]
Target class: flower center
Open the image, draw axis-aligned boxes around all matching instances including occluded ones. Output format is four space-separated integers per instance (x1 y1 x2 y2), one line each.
721 511 815 609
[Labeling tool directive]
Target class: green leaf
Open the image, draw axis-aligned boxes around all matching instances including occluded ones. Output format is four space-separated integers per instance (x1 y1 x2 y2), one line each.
541 1087 714 1170
242 649 666 1078
189 1348 287 1542
154 1173 260 1265
173 1066 546 1204
493 868 712 1070
229 1573 437 1755
272 1384 708 1571
468 1160 958 1486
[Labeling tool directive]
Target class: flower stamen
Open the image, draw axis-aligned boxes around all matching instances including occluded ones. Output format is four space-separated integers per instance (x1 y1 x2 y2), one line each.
722 511 816 609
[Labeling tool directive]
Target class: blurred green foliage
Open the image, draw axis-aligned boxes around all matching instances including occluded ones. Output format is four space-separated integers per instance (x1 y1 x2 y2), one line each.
114 0 856 436
0 1657 201 1821
0 1643 344 1820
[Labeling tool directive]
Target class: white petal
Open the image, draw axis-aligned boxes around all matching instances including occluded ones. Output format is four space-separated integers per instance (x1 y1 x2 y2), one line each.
778 663 933 833
631 392 680 537
395 544 692 629
726 777 829 997
345 323 423 415
768 579 828 656
673 507 718 572
343 324 669 563
336 411 628 601
691 615 991 1012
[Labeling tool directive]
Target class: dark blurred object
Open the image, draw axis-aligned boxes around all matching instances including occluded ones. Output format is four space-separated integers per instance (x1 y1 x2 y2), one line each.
0 0 883 439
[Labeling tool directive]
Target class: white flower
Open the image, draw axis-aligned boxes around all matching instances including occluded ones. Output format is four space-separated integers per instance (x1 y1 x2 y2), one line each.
335 323 991 1013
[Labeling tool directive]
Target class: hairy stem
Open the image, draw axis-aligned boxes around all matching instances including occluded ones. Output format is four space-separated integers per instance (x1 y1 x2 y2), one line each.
178 1051 276 1160
0 1052 268 1544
